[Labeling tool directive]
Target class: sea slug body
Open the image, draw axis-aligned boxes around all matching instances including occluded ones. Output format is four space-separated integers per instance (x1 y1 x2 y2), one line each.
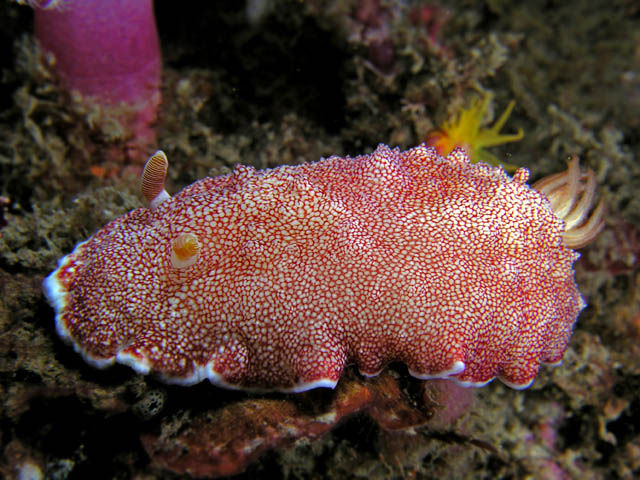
44 145 603 392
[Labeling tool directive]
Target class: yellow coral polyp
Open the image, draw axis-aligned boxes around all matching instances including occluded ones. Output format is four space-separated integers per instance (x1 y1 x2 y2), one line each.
427 95 524 170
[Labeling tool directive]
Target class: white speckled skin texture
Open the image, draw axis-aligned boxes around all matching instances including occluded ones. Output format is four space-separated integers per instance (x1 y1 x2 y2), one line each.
44 145 584 392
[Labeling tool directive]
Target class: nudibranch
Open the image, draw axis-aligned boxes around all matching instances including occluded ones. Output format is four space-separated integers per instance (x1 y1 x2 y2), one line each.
44 145 603 392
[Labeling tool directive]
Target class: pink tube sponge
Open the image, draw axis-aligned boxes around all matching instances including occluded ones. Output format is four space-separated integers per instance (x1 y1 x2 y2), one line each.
32 0 161 148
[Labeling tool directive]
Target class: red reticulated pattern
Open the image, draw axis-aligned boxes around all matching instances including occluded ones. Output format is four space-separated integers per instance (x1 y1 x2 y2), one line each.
46 144 584 391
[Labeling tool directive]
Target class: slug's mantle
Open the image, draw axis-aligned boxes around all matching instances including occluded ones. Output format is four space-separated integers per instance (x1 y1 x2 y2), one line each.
43 145 603 392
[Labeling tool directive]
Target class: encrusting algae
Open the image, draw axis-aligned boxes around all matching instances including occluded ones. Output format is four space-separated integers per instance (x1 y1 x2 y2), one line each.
426 95 524 170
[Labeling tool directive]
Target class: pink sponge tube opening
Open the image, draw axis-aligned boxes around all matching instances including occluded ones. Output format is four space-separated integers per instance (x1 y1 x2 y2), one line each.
33 0 161 144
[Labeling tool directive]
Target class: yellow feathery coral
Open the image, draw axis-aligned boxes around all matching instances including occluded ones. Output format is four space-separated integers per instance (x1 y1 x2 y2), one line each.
427 95 524 171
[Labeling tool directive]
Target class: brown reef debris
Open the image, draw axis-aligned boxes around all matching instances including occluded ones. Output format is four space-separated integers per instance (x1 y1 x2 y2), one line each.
142 371 474 478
